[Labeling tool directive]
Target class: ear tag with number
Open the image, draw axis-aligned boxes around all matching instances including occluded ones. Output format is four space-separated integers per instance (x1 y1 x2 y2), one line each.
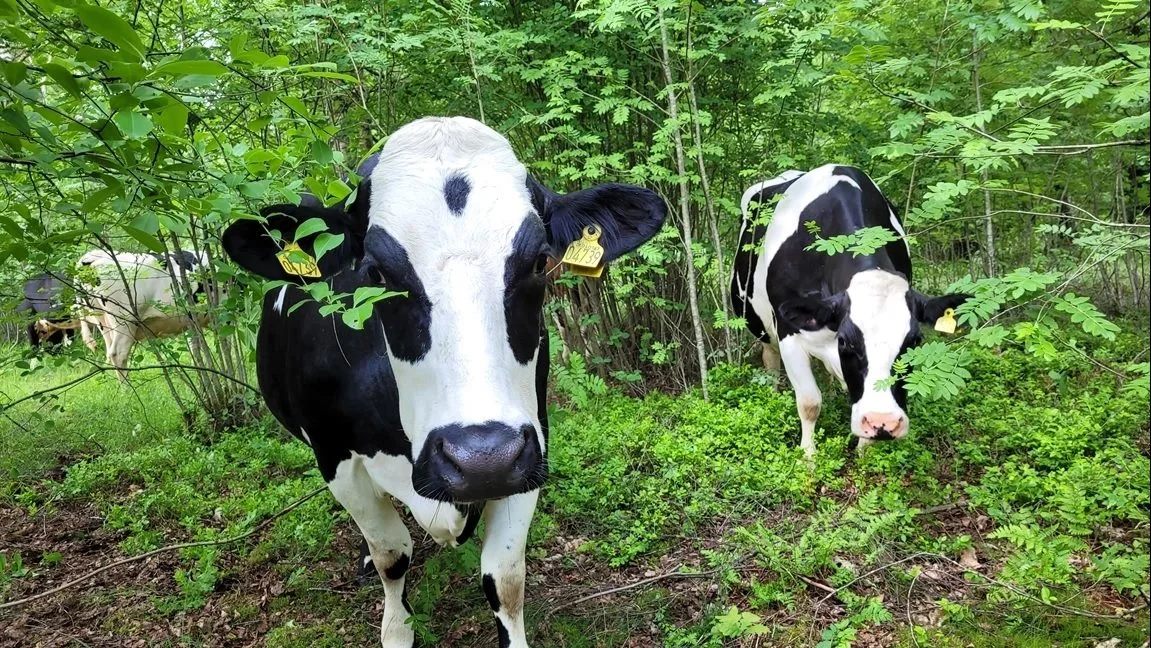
562 225 606 278
277 241 322 278
934 308 957 334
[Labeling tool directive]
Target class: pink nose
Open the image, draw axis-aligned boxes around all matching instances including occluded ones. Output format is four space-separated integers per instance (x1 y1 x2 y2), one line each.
860 413 907 440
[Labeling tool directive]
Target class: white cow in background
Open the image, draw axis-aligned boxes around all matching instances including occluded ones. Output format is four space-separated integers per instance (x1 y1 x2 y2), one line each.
75 249 211 382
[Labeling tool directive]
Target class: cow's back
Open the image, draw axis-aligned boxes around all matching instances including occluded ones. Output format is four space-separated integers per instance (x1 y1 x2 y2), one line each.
761 166 911 338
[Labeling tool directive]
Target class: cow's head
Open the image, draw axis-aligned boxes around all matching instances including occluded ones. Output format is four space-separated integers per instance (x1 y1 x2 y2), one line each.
223 116 666 502
778 269 968 442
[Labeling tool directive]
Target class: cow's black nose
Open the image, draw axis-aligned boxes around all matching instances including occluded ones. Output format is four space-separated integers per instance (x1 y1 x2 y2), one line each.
413 422 545 502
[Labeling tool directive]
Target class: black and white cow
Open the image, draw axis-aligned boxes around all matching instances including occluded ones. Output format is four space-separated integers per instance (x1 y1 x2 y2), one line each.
221 116 666 647
731 164 968 456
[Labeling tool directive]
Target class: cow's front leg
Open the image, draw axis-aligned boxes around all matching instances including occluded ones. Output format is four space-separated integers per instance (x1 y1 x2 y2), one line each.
329 461 415 648
780 336 822 458
480 491 538 648
105 323 135 384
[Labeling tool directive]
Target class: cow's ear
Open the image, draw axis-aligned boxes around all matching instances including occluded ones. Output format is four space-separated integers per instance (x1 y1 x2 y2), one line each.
909 290 971 324
531 177 668 263
778 294 845 331
222 202 365 282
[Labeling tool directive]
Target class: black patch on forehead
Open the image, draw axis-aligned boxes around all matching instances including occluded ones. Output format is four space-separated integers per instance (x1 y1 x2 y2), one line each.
444 174 471 216
503 217 547 364
363 227 432 362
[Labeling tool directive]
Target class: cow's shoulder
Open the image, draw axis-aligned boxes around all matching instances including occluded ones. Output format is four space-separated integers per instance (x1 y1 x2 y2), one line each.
254 279 408 476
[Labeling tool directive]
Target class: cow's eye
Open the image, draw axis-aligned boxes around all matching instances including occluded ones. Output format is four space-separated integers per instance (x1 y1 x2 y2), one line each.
366 263 385 285
533 254 549 275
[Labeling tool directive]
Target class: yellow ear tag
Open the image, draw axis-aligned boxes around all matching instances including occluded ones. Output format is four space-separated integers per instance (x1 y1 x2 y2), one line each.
934 308 957 334
562 226 606 278
277 241 322 278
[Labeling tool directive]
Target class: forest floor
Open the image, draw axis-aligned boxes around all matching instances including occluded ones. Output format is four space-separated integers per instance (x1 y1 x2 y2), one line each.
0 334 1148 647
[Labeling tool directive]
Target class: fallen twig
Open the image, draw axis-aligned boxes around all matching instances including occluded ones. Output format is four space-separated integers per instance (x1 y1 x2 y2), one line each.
816 552 932 607
796 574 836 595
0 485 327 611
548 566 722 616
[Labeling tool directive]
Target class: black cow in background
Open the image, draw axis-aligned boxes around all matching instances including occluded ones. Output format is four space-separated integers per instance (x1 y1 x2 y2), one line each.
15 273 73 350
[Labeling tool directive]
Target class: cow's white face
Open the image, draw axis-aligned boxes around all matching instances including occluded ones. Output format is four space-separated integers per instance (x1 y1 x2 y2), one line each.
840 270 916 440
362 118 548 501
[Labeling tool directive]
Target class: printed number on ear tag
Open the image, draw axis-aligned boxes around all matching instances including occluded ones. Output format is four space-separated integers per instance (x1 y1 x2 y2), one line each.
934 308 957 334
562 226 606 279
277 241 322 278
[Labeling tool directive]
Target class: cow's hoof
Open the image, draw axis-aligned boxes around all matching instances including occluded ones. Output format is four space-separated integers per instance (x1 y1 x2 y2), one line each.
356 559 377 588
799 445 816 466
356 540 376 587
380 617 416 648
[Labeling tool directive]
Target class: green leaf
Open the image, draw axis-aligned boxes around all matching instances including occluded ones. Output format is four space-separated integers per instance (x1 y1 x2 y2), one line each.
352 286 388 307
42 63 83 99
280 96 312 119
326 179 351 203
1 107 31 135
155 102 189 135
262 54 291 69
113 110 153 138
238 180 271 199
313 232 344 261
1054 293 1120 340
130 211 160 234
293 217 329 240
341 303 375 330
75 4 146 62
310 139 334 165
80 186 119 213
151 59 230 79
3 60 26 85
966 325 1009 348
123 226 165 253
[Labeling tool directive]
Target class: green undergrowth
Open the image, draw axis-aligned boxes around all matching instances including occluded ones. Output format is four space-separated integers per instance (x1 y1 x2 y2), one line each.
1 331 1148 645
0 341 202 491
545 334 1149 643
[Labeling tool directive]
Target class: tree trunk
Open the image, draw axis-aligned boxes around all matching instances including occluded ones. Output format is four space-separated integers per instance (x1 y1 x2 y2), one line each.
658 8 709 400
685 57 732 364
972 34 996 277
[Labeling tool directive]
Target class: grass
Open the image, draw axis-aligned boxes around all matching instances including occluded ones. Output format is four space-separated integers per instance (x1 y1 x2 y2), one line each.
0 343 188 488
0 329 1148 646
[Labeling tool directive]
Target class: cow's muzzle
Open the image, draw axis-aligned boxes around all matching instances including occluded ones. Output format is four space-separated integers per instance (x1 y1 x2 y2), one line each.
413 422 546 503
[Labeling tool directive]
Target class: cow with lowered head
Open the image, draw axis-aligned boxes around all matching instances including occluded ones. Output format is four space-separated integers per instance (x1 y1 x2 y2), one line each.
75 249 211 382
221 116 666 648
732 164 969 457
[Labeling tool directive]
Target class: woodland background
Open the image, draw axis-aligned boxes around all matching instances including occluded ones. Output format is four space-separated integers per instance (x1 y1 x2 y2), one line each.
0 1 1148 646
